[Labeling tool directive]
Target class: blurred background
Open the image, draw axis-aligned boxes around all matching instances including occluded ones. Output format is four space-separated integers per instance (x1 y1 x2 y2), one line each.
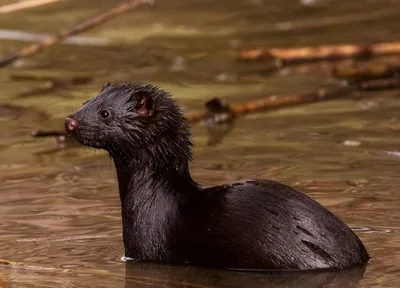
0 0 399 287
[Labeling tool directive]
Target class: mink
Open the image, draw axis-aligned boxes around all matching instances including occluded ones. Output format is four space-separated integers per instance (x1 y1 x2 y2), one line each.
65 82 369 271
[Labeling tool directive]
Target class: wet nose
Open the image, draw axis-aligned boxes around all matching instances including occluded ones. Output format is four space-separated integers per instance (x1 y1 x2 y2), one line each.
65 117 78 133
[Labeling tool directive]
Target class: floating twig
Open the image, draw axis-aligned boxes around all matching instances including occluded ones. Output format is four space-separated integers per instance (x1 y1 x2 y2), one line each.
0 0 153 68
0 0 61 14
186 85 353 123
238 42 400 65
230 86 353 115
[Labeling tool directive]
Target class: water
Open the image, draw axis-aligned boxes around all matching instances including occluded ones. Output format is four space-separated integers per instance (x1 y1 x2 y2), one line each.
0 0 399 287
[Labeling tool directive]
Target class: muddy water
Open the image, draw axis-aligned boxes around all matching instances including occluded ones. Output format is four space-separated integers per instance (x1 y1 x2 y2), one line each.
0 0 400 287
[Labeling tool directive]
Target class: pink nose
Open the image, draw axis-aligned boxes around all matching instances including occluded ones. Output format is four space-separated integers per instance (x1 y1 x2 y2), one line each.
65 117 78 133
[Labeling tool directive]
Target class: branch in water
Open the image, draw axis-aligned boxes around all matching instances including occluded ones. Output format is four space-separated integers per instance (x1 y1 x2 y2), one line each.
186 85 353 123
238 42 400 65
332 63 400 82
0 0 154 68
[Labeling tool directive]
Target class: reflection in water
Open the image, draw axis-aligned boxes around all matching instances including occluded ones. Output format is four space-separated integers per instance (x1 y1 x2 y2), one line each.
203 97 237 146
125 263 366 288
205 120 236 146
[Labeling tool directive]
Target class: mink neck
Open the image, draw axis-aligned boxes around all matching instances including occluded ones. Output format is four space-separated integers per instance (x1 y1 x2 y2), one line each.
111 144 198 205
111 143 199 260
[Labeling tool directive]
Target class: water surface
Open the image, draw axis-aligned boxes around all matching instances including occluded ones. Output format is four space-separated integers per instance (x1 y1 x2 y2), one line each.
0 0 399 287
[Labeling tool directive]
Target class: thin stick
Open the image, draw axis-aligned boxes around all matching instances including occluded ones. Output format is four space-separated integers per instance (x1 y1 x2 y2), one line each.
0 0 153 68
0 0 61 14
238 42 400 65
185 86 353 123
231 87 350 115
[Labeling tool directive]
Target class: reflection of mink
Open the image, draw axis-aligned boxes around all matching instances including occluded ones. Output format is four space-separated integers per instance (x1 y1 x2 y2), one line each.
65 82 369 270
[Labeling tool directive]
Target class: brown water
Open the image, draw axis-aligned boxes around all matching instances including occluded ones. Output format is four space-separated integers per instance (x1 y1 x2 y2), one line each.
0 0 400 287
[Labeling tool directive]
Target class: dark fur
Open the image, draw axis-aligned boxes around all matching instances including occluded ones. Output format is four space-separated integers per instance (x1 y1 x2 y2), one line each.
65 82 369 270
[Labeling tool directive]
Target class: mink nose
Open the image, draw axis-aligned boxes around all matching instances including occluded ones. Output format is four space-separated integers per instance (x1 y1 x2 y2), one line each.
65 117 78 133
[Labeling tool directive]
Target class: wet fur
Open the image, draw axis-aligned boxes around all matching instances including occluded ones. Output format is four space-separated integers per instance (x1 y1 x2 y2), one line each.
66 82 369 270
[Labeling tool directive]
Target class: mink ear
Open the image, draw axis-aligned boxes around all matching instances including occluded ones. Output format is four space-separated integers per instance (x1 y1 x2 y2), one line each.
133 91 153 117
101 82 111 91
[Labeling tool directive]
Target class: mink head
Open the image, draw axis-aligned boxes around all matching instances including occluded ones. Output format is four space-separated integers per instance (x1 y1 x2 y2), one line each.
65 82 193 170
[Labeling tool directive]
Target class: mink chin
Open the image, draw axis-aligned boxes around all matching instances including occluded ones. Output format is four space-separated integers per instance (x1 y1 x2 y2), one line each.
64 82 369 271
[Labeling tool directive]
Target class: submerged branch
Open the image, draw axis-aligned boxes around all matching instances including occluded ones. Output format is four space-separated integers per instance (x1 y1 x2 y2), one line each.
186 85 353 123
0 0 153 68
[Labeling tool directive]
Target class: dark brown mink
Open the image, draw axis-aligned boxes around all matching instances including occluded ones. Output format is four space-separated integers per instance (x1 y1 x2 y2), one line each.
64 82 369 271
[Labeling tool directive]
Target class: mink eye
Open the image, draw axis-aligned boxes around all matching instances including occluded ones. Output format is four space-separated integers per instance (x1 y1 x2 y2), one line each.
100 110 110 118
